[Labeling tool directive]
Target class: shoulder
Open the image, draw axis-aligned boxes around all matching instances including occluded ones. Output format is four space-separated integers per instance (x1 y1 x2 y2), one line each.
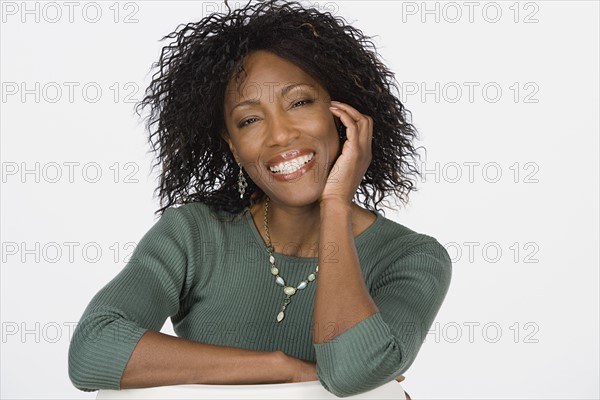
372 216 452 288
162 201 247 233
372 212 451 266
166 201 224 221
171 201 212 219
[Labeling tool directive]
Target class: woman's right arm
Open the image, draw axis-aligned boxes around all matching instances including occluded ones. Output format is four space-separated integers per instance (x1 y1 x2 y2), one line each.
120 330 293 388
69 206 302 391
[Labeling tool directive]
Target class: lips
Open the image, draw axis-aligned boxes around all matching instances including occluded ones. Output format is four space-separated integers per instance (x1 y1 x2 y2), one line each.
267 149 316 182
265 148 316 168
270 152 315 174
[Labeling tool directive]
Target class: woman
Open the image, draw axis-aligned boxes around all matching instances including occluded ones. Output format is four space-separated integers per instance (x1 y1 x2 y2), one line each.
68 1 450 399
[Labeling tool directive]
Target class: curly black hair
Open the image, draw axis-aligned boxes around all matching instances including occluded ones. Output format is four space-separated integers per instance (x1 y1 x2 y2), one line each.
134 0 424 219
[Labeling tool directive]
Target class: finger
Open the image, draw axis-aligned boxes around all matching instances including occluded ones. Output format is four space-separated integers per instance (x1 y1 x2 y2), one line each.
395 375 405 383
366 116 373 138
329 106 359 142
330 101 366 123
356 113 373 151
331 102 373 149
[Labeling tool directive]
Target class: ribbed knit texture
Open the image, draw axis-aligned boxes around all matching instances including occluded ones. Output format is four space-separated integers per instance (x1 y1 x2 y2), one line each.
68 202 452 397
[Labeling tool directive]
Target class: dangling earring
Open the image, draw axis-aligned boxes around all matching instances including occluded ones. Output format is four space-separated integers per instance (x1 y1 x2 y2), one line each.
237 162 248 199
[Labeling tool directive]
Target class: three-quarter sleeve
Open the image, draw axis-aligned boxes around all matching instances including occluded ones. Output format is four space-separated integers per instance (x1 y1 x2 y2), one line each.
68 207 200 392
313 237 452 397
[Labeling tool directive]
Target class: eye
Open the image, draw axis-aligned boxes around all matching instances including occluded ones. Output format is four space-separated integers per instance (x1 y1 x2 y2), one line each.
292 99 313 108
237 100 313 128
238 117 259 128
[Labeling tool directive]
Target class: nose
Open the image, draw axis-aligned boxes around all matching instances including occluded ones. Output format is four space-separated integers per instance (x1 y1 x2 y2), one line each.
266 111 299 146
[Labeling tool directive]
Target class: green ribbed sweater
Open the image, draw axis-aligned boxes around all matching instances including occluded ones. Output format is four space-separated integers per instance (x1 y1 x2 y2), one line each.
68 201 452 398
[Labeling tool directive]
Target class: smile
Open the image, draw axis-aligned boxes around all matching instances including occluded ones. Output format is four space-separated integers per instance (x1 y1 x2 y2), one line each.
268 152 315 174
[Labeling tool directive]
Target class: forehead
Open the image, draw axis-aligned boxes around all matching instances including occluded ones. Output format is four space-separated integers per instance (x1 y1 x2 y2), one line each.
224 50 323 104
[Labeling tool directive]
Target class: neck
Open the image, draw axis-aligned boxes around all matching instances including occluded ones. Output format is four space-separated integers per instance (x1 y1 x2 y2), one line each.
250 197 321 258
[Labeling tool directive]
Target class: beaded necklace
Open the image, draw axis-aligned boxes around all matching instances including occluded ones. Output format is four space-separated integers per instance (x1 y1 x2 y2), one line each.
263 197 318 323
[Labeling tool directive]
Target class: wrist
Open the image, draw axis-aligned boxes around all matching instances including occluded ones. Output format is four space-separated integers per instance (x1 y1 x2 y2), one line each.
319 198 353 212
271 351 294 383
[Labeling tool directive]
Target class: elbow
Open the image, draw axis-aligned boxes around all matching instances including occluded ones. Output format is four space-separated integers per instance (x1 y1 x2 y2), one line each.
68 327 100 392
316 337 407 398
67 312 137 392
68 366 99 392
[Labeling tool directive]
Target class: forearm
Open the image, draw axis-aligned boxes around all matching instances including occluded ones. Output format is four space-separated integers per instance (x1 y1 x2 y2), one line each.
313 201 379 344
121 330 288 388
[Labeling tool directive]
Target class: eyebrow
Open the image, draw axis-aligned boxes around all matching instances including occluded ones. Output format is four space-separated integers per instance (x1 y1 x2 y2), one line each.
229 83 315 115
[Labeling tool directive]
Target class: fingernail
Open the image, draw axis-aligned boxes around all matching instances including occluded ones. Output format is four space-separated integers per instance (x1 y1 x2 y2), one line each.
329 106 339 110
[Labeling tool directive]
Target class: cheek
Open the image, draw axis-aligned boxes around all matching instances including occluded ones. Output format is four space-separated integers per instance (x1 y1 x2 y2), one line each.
231 134 255 154
238 146 268 176
242 161 267 184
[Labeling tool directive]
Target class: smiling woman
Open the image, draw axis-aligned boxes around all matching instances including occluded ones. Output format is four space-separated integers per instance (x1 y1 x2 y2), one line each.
223 50 344 218
67 1 450 399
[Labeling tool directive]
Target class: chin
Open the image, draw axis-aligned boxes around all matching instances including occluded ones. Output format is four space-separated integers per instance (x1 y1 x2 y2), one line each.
267 187 324 207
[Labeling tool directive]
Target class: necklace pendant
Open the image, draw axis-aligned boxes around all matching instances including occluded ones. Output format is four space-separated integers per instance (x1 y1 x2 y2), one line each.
277 296 290 323
276 310 285 322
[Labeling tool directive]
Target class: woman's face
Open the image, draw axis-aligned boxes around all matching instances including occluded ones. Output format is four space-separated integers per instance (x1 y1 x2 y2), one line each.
223 50 340 207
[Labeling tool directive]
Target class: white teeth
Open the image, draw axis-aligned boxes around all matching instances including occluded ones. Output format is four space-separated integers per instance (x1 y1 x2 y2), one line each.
269 152 315 174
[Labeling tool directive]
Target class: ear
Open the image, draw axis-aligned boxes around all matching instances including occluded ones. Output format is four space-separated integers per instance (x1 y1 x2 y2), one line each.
221 131 240 164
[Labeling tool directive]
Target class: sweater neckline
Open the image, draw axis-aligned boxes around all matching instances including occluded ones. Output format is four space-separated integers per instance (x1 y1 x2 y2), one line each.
244 205 384 262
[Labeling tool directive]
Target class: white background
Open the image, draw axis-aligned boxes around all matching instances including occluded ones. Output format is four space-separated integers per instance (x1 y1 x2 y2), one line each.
1 0 598 398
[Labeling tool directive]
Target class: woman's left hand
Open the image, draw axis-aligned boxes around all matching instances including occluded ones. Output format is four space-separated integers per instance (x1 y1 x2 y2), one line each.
319 101 373 205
